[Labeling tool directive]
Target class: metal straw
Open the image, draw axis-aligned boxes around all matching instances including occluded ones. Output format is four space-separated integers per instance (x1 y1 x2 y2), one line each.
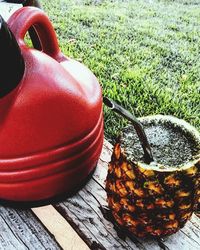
103 97 154 164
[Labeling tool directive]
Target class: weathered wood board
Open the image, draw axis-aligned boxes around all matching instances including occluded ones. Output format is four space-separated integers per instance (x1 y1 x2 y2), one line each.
32 205 89 250
0 206 61 250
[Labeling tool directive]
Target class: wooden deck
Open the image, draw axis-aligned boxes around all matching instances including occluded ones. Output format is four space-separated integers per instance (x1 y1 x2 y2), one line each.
0 2 200 250
0 139 199 250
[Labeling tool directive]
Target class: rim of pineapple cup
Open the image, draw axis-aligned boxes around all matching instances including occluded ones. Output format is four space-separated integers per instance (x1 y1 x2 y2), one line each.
130 115 200 172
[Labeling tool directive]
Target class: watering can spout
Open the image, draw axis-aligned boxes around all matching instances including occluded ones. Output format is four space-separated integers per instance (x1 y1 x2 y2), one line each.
0 15 25 98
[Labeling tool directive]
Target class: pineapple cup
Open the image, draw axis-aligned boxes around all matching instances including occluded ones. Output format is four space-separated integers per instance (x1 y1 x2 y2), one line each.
106 115 200 238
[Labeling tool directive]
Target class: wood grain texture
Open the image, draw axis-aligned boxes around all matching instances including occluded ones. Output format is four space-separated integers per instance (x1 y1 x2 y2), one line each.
0 206 61 250
32 205 89 250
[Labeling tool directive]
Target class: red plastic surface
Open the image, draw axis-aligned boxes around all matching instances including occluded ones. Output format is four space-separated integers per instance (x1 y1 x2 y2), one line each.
0 7 104 201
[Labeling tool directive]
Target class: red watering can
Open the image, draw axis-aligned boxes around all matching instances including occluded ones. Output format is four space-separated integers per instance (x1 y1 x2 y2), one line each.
0 7 104 202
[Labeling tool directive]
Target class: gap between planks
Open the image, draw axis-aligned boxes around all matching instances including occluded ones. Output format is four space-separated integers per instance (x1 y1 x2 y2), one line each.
31 205 89 250
30 140 111 250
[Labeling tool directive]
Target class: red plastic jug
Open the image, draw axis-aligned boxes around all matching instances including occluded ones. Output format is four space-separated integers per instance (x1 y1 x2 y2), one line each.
0 7 104 202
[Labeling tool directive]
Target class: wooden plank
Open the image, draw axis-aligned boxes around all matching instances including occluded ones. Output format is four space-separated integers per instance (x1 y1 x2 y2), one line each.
0 214 27 250
55 186 141 249
55 196 109 250
0 206 61 249
32 205 89 250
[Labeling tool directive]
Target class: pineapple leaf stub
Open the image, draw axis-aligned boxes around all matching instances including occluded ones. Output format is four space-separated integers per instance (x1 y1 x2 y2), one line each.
105 115 200 238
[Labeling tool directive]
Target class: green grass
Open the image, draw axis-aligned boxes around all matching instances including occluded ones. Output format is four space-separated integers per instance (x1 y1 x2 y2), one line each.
40 0 200 142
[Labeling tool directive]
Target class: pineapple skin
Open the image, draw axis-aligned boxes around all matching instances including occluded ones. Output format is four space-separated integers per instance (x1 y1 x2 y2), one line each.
105 143 200 238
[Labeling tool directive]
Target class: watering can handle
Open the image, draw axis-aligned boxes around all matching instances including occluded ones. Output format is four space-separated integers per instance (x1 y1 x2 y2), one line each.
7 6 66 62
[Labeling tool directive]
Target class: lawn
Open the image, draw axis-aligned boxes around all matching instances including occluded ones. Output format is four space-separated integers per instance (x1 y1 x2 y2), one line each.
41 0 200 142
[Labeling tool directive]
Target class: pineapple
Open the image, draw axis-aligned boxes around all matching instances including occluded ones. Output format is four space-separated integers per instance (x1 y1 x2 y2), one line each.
106 115 200 237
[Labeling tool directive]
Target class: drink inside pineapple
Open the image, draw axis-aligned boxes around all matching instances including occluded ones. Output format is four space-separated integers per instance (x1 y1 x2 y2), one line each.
120 115 200 168
106 115 200 237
